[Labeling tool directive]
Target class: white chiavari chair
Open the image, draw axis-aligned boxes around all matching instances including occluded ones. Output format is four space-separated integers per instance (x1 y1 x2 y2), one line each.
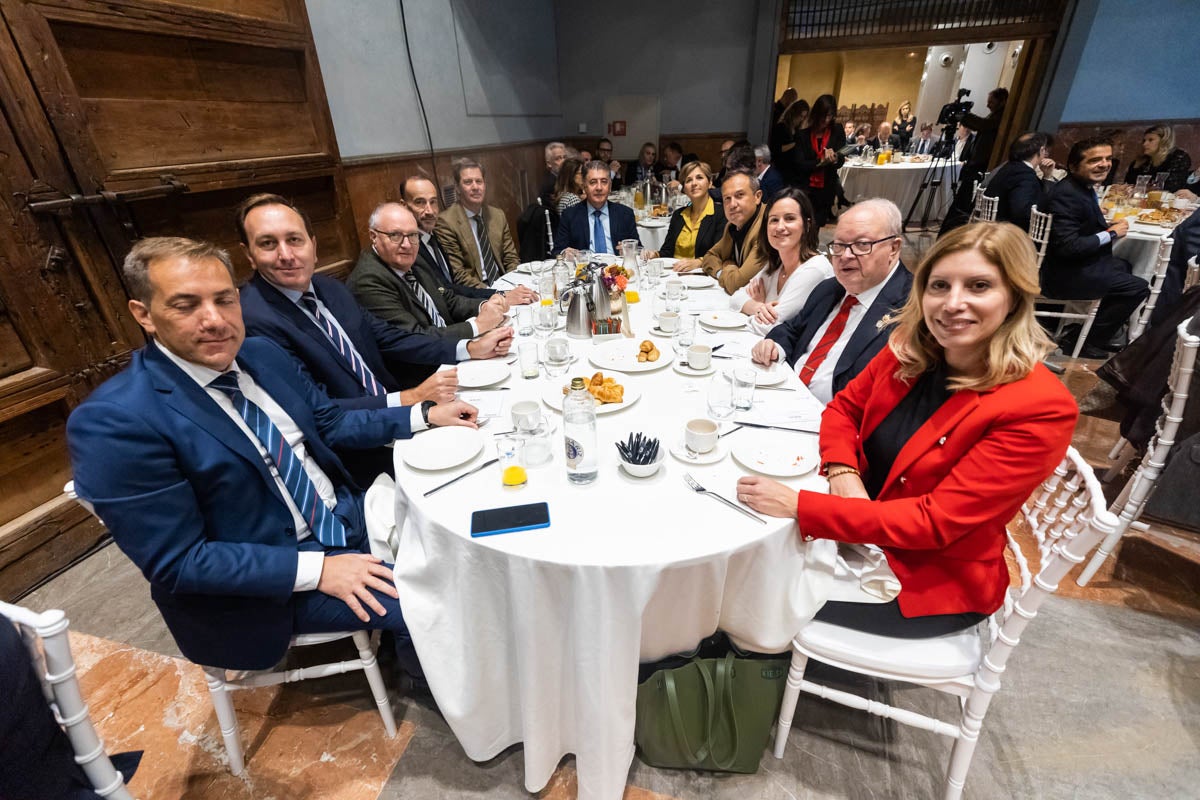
1079 315 1200 585
772 448 1117 800
1128 236 1174 341
968 190 998 223
1184 255 1199 292
1029 205 1101 358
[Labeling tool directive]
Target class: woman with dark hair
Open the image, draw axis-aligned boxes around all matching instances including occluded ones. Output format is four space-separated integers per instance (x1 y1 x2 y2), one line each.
794 94 847 227
738 222 1078 637
770 99 810 186
658 161 726 259
553 158 585 214
729 187 832 335
1124 123 1193 192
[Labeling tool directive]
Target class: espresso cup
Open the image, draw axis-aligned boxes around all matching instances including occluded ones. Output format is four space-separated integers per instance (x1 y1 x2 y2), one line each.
658 311 680 332
685 418 719 454
511 400 542 432
687 344 712 370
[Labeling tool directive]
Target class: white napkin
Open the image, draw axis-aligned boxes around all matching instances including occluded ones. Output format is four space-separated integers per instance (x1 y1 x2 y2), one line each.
825 543 901 604
364 473 399 560
458 391 508 421
735 394 823 433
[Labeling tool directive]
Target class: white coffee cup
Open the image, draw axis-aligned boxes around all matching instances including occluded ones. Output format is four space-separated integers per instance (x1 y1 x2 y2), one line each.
511 400 542 432
687 344 712 370
658 311 680 332
685 418 719 454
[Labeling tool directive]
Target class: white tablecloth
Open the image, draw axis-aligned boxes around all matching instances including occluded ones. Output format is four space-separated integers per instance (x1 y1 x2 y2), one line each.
636 217 669 251
391 279 839 800
838 160 960 222
1114 220 1173 282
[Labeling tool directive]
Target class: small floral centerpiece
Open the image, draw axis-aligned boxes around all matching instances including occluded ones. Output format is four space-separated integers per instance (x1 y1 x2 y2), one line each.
601 264 632 293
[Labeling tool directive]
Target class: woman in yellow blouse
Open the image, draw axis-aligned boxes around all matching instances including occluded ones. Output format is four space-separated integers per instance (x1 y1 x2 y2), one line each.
659 161 727 259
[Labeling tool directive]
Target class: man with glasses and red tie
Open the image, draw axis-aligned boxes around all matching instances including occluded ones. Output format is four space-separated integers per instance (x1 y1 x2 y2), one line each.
434 158 521 290
751 198 913 404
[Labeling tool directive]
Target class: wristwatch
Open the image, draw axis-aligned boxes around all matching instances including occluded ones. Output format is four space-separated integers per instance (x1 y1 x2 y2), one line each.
420 400 438 428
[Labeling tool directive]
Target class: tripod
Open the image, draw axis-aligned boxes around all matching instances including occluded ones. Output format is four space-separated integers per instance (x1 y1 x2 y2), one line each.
903 145 960 231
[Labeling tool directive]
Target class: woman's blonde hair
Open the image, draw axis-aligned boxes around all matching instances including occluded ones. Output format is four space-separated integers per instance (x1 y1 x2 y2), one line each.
679 160 713 186
889 222 1054 392
1134 123 1176 169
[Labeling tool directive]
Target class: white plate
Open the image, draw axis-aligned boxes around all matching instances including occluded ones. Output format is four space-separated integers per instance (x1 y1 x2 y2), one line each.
680 274 717 290
723 361 787 387
731 436 818 477
588 339 672 373
541 382 642 415
698 309 748 329
402 427 485 471
648 325 676 337
456 360 511 388
672 359 715 377
516 262 538 274
669 438 727 465
648 257 679 273
639 217 669 228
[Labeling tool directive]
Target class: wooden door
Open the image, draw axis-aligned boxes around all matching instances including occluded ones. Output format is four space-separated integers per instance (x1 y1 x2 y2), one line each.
0 0 357 597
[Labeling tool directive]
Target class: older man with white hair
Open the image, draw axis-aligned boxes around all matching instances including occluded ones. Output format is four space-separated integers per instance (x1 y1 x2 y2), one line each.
539 141 567 207
754 144 784 198
751 198 913 404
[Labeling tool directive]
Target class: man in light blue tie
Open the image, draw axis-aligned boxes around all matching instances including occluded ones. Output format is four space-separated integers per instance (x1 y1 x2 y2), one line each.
552 161 641 255
67 236 478 682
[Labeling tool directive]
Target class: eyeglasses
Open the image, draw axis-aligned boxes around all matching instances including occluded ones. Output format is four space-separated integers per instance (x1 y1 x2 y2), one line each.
825 235 900 257
372 229 421 245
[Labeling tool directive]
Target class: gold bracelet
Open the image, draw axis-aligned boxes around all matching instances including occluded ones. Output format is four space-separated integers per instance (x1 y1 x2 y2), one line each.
826 466 860 479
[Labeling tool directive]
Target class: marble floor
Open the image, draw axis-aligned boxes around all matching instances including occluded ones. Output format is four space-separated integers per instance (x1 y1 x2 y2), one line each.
17 233 1200 798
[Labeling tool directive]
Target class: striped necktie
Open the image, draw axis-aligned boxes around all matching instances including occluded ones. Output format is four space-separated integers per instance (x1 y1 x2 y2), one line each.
208 372 347 548
402 271 446 327
473 213 503 284
799 295 858 385
300 292 381 396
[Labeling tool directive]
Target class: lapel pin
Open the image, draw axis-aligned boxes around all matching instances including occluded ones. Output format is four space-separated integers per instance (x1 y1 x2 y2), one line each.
875 313 895 332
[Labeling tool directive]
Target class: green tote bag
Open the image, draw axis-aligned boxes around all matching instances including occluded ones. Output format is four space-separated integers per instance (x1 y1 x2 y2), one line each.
634 651 790 773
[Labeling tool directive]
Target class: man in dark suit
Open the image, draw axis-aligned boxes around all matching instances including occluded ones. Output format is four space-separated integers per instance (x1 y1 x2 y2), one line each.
910 122 935 155
349 202 509 341
754 145 784 198
752 199 913 404
552 161 640 255
1044 136 1150 357
940 88 1007 236
596 137 623 190
400 176 536 304
984 132 1052 231
67 236 478 678
237 194 511 482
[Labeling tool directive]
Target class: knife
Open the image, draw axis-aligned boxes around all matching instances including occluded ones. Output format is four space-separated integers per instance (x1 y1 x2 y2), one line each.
423 457 499 497
733 420 817 433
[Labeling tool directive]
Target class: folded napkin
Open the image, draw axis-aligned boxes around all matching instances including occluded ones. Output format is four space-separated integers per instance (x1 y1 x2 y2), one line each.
735 394 824 433
825 543 901 604
457 390 508 420
364 473 399 560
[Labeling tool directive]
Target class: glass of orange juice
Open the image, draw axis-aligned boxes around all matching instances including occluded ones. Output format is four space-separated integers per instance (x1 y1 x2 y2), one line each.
625 288 640 304
496 437 527 487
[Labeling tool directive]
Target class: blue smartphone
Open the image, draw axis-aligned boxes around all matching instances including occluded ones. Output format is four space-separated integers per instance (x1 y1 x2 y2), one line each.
470 502 551 538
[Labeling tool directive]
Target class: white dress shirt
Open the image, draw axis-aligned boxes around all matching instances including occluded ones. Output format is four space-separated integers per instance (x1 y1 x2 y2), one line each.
779 262 900 404
155 340 336 592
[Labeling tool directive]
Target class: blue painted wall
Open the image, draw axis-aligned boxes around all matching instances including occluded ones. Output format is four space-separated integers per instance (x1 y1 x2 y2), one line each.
1060 0 1200 122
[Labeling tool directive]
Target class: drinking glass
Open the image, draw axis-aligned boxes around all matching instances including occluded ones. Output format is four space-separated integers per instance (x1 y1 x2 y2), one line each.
732 366 756 410
538 271 556 305
496 437 527 487
1152 172 1169 193
534 305 557 339
516 306 534 337
518 341 540 379
671 316 696 359
543 337 572 377
706 375 734 420
665 280 688 313
643 255 661 290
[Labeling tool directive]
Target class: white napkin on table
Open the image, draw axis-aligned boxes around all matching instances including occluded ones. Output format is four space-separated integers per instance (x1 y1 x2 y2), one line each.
457 390 508 421
734 394 824 433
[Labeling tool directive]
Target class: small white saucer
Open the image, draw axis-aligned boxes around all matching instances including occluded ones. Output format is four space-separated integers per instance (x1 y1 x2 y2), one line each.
672 359 715 377
669 438 727 465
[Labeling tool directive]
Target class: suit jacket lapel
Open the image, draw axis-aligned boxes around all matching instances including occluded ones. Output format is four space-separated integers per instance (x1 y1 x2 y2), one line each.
788 285 842 367
254 275 361 386
834 268 905 381
452 205 481 279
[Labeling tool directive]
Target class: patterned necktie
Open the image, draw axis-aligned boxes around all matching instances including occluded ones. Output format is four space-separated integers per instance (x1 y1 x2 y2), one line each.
208 372 347 548
472 213 502 284
799 295 859 385
299 292 381 396
403 271 446 327
592 209 608 254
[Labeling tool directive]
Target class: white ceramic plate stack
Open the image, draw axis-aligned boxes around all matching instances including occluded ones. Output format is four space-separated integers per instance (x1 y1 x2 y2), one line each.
402 427 485 471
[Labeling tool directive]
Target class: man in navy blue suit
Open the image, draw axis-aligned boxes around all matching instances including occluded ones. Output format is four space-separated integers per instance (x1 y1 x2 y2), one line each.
552 161 641 255
751 199 912 404
67 237 478 678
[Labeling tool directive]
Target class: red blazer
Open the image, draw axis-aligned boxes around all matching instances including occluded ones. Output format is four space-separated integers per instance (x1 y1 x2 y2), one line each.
796 347 1078 618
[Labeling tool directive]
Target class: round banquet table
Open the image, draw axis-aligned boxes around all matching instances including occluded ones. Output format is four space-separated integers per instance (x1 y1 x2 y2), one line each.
1114 219 1176 283
838 159 960 222
391 275 840 800
635 216 669 251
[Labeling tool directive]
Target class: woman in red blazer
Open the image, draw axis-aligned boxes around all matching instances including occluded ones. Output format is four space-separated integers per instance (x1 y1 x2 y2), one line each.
739 222 1079 637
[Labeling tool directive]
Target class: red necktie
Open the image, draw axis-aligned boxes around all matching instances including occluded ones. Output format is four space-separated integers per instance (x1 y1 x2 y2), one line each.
799 295 858 385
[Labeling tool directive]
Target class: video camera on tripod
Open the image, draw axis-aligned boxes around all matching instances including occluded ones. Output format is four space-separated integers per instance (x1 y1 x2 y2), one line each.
932 89 975 158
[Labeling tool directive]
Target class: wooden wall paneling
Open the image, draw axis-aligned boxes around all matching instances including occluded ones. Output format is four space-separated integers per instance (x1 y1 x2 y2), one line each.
151 0 301 27
0 494 103 600
562 133 748 182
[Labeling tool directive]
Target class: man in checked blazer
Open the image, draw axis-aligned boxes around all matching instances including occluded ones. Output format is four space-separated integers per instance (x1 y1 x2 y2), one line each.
434 158 520 290
348 202 509 342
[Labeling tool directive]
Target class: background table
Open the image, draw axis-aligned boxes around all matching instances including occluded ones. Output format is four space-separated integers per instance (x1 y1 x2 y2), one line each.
838 159 960 222
391 281 838 800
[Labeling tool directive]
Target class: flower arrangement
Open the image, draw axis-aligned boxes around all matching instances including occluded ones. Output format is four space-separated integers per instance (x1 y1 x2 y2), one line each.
601 264 631 293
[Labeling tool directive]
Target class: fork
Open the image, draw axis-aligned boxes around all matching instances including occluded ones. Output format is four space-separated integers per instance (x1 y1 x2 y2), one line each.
682 473 766 524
